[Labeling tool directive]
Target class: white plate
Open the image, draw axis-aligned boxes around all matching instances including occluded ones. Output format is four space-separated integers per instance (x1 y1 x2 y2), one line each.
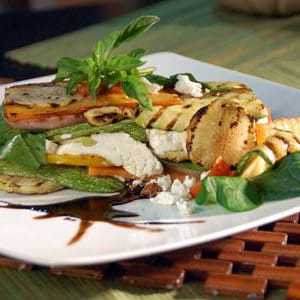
1 52 300 267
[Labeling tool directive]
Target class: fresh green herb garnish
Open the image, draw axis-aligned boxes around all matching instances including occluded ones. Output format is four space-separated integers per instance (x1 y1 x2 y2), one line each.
56 16 160 110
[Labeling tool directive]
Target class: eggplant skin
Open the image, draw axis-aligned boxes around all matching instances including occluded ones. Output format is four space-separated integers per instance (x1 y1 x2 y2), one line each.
187 99 256 168
0 174 64 195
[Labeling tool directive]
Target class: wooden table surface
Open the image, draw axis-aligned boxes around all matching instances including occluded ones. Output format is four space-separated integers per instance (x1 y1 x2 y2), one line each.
2 0 300 299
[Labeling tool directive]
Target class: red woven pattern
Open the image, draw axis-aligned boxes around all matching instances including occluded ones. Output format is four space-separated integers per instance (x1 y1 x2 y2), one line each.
2 213 300 299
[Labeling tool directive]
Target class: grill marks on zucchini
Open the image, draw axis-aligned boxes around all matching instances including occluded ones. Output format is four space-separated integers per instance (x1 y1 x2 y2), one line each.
134 83 267 132
187 99 256 168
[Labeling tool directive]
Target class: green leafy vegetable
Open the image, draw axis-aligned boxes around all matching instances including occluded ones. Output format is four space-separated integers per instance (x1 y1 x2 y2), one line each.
121 75 152 110
0 109 21 147
46 120 148 143
0 159 124 193
56 15 160 109
196 176 262 212
0 133 46 169
146 72 213 91
253 152 300 201
145 74 169 86
161 160 207 172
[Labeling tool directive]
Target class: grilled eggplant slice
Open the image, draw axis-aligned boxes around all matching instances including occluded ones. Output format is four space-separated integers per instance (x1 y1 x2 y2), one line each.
0 174 63 194
187 99 256 168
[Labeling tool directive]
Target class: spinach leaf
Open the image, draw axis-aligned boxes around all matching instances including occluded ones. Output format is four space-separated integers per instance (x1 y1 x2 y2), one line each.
0 159 124 193
161 160 207 172
0 132 46 169
145 74 169 86
146 72 212 91
0 110 21 146
168 73 213 90
196 176 262 212
253 152 300 201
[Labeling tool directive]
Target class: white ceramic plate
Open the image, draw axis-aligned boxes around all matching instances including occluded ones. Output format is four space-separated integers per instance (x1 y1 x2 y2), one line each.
0 52 300 267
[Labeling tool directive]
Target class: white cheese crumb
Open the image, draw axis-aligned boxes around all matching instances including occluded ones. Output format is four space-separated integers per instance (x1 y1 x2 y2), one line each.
171 179 190 200
150 176 196 215
45 139 58 154
140 77 163 94
149 175 172 191
60 133 72 140
150 192 179 205
146 129 187 157
174 75 203 98
176 200 195 215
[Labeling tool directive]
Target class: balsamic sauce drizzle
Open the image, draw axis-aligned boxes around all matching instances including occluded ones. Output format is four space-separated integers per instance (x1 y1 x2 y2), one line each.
1 191 162 245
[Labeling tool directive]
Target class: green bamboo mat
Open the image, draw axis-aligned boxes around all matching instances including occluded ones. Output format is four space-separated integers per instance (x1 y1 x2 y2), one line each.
2 0 300 299
5 0 300 89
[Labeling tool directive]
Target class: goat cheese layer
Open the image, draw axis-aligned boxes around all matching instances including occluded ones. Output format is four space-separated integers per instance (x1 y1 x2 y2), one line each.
146 129 187 156
51 132 163 178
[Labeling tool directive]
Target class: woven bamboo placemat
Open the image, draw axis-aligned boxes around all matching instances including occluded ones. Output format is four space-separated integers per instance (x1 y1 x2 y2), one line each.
5 0 300 90
1 213 300 299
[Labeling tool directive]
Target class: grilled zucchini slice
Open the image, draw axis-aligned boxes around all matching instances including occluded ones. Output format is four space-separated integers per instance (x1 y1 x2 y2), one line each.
187 99 256 168
0 174 64 194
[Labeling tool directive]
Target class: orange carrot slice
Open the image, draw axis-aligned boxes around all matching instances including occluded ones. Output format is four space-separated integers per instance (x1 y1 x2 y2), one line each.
88 166 137 179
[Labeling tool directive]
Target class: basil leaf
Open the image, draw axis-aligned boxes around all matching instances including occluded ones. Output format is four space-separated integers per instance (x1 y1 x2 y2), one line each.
114 16 160 49
107 55 145 71
0 133 46 169
0 160 124 193
56 57 83 80
253 152 300 201
121 75 152 110
196 176 262 212
66 72 86 94
128 48 147 59
55 16 160 99
88 76 101 98
93 31 119 63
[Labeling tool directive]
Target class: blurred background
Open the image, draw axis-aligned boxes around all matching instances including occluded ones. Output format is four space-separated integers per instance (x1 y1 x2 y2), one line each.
0 0 163 80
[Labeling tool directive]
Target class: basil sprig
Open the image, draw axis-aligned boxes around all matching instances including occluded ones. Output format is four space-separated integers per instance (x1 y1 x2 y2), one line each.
56 16 160 110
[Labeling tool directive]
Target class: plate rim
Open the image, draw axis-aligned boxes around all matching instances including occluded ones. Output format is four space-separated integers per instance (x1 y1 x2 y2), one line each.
1 51 300 266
